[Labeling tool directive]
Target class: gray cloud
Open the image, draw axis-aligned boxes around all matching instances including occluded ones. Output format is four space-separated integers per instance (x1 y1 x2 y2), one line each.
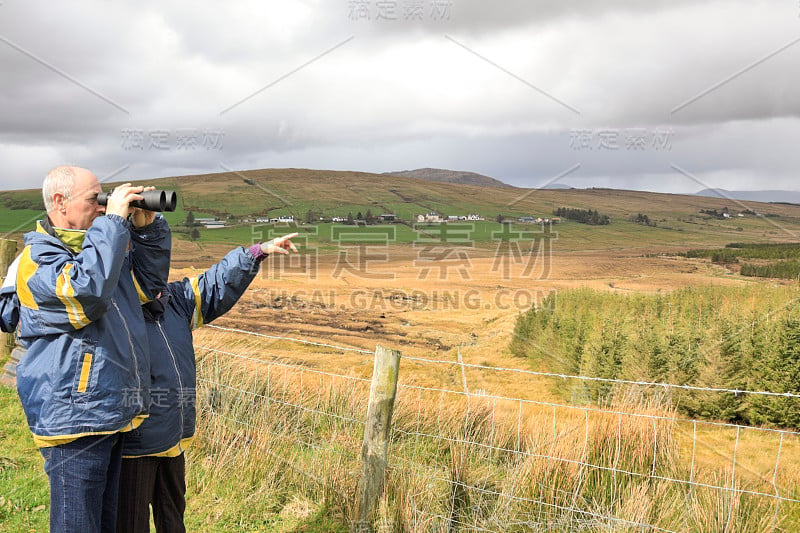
0 0 798 194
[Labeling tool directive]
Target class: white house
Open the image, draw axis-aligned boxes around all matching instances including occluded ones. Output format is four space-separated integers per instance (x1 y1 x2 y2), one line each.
202 222 226 229
416 212 443 223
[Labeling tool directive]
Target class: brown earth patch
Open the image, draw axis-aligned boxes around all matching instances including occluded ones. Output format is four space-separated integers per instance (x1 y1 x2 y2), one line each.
175 247 763 397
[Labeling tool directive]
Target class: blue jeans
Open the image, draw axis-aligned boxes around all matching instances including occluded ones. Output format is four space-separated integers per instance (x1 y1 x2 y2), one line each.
40 433 123 533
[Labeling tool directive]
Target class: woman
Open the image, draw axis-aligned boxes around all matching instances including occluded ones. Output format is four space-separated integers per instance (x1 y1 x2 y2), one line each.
117 234 298 533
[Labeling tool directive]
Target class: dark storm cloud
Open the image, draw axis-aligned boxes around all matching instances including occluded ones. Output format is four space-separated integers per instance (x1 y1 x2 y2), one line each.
0 0 798 193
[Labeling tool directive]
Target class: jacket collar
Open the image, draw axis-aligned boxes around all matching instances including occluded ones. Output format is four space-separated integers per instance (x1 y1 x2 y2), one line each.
36 218 56 237
36 218 86 254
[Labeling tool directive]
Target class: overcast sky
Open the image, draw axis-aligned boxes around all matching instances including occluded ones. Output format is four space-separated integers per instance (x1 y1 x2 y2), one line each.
0 0 798 194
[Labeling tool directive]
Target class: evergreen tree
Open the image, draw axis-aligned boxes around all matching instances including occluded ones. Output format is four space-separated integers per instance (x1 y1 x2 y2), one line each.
760 319 800 428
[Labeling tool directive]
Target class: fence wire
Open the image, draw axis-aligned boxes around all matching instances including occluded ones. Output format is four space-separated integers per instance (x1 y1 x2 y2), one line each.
193 324 800 532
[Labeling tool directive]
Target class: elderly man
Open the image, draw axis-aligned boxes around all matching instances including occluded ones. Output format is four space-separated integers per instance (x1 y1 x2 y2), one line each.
14 166 170 532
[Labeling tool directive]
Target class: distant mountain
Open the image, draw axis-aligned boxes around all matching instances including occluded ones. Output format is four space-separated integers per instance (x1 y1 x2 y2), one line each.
696 188 800 205
383 168 511 188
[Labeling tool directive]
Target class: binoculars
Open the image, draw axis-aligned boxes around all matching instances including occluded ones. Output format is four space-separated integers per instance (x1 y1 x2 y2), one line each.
97 190 177 212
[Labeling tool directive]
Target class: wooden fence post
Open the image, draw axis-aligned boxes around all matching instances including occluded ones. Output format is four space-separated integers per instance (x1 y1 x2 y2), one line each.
354 345 401 532
0 238 17 361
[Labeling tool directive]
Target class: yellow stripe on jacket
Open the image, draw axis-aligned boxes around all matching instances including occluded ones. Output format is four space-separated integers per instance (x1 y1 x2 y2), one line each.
33 415 148 448
122 437 196 459
76 353 93 393
55 263 90 329
131 273 152 304
15 246 39 311
190 276 203 330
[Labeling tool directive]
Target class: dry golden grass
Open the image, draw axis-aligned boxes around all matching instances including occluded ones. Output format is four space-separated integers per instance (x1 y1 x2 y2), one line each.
191 342 798 531
180 243 800 530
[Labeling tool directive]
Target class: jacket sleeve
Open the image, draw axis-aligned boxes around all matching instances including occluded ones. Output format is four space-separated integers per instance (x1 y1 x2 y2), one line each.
16 215 130 331
0 292 19 333
178 246 260 330
129 214 171 303
1 254 20 333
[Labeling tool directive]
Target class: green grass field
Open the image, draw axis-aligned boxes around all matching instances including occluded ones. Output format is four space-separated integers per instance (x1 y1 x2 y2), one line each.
0 385 48 532
0 385 348 532
4 169 800 252
0 209 47 238
167 215 800 255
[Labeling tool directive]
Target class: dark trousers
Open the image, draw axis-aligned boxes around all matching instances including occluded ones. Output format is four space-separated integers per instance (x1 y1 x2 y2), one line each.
40 433 123 533
116 454 186 533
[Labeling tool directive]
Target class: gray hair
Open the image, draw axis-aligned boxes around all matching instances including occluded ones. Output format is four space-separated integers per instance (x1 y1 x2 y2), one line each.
42 166 77 213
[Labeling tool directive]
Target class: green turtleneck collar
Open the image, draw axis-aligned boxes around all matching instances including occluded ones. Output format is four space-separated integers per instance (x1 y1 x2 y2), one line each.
37 218 87 254
53 227 87 254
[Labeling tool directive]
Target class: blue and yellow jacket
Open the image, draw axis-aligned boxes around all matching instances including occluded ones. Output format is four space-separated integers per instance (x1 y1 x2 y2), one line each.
14 214 171 447
121 246 261 458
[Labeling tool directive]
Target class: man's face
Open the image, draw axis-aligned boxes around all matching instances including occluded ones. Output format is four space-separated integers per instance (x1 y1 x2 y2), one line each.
60 170 105 230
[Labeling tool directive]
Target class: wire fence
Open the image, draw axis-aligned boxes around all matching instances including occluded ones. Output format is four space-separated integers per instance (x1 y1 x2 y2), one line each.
194 323 800 532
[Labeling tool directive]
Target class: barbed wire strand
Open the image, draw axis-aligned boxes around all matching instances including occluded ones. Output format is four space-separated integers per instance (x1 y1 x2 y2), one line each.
391 454 677 532
390 424 800 505
197 377 365 427
205 323 800 399
402 353 800 400
397 380 800 438
196 345 372 383
199 326 800 437
205 323 373 354
193 327 800 530
199 380 364 464
201 341 800 504
199 409 357 503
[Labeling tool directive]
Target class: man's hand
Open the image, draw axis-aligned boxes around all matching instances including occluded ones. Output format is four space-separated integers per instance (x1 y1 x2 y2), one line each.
261 233 299 255
105 184 155 219
131 207 156 228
